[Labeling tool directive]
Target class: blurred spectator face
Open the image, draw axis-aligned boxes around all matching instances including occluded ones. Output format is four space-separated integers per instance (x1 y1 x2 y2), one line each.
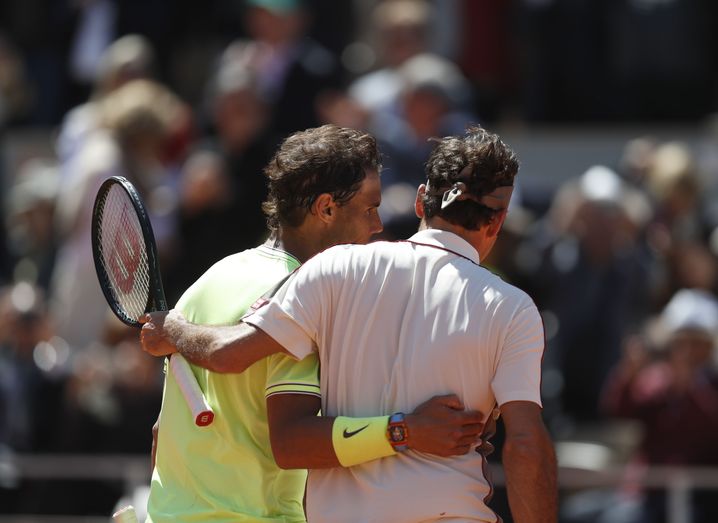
397 53 470 134
102 79 187 168
659 289 718 373
380 24 426 67
646 142 699 219
669 241 717 291
316 91 369 130
664 177 699 218
0 36 31 125
10 201 54 251
569 200 637 265
619 137 657 185
214 87 267 152
6 160 58 261
96 34 155 95
162 104 195 167
245 5 306 47
667 328 714 371
563 165 650 264
374 0 429 67
403 88 447 139
0 282 50 357
179 151 230 216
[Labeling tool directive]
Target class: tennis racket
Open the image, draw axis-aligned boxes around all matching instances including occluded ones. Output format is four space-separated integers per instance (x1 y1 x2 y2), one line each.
92 176 214 427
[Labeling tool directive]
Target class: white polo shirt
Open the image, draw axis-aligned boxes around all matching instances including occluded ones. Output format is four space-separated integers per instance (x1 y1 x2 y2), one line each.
245 228 545 523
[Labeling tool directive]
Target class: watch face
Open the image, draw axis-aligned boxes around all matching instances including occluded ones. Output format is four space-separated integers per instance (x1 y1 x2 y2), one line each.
389 425 405 443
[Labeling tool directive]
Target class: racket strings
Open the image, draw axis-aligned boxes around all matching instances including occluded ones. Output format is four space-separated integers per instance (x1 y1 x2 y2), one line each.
98 185 152 323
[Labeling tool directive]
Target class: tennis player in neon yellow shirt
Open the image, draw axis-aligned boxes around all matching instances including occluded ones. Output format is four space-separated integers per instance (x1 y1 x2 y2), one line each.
147 126 378 522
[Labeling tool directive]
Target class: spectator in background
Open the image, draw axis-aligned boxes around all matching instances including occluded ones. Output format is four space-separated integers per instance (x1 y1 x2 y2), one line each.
601 288 718 523
50 78 188 352
642 142 704 255
520 165 654 427
0 1 77 124
0 282 64 452
348 0 431 114
223 0 343 138
56 33 155 180
369 53 475 238
630 141 715 310
0 35 32 127
57 316 163 455
4 159 59 289
66 0 118 105
165 60 274 301
617 136 658 189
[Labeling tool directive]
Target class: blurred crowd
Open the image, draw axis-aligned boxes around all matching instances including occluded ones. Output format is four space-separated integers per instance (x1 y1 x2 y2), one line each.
1 0 718 521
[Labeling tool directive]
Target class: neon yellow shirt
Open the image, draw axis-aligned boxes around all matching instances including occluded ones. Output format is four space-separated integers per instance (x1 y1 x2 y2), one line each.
147 245 319 522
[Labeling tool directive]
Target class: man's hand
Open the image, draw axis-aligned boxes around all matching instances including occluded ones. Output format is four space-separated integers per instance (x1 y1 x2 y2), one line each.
405 394 484 456
140 310 181 357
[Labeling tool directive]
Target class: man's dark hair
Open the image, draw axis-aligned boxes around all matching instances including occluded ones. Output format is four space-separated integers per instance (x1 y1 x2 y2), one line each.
262 125 381 231
422 125 518 230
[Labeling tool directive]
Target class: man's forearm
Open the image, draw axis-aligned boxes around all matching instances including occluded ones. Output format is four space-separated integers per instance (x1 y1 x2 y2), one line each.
267 393 486 470
168 319 249 372
503 426 557 523
178 322 291 373
141 310 290 373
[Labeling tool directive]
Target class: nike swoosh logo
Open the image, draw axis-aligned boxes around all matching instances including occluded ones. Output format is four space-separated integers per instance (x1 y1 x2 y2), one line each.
343 425 369 438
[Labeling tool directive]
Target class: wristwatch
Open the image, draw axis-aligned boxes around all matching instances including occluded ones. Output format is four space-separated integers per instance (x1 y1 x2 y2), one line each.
387 412 409 452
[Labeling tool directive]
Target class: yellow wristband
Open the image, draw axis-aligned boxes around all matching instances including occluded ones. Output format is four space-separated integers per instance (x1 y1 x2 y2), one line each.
331 416 396 467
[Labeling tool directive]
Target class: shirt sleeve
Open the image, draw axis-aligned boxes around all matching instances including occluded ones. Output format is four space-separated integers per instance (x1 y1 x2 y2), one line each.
244 253 332 360
265 352 321 399
492 299 545 407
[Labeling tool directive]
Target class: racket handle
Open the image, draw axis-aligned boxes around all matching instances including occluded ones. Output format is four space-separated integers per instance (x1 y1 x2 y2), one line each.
113 505 139 523
169 354 215 427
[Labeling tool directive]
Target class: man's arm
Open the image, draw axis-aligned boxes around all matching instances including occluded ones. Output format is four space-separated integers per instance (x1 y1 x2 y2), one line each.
501 401 557 523
140 309 291 373
266 393 485 469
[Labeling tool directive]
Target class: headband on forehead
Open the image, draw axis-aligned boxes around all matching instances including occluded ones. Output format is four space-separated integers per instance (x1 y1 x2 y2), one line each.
426 163 514 211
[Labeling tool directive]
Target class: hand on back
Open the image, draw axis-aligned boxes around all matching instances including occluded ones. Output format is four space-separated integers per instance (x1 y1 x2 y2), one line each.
405 394 485 457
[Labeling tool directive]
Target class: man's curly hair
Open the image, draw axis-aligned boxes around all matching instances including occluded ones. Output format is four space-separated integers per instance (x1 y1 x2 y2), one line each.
262 125 381 232
422 125 518 230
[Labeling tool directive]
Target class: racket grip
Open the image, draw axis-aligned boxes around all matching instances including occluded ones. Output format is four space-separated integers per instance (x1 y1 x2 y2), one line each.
169 354 215 427
113 505 139 523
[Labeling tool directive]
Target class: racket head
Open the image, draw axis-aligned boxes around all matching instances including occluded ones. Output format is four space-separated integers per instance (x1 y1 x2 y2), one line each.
92 176 167 328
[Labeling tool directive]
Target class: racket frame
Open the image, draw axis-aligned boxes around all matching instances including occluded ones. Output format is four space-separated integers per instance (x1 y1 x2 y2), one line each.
91 175 167 327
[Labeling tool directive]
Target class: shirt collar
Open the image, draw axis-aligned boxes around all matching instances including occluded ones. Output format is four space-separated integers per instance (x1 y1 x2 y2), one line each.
406 228 481 265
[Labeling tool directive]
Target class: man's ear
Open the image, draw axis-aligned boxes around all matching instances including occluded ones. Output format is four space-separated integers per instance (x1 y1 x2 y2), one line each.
487 209 508 238
415 184 427 219
313 193 336 224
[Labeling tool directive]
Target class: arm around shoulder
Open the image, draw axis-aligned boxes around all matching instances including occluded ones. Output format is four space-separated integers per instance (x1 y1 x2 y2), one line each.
140 310 291 373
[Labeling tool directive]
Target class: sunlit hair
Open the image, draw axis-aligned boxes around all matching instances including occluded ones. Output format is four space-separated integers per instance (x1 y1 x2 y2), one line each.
422 125 518 230
262 125 381 231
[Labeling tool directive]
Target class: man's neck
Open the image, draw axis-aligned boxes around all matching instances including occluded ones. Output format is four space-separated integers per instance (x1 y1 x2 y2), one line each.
420 218 489 259
266 227 324 264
